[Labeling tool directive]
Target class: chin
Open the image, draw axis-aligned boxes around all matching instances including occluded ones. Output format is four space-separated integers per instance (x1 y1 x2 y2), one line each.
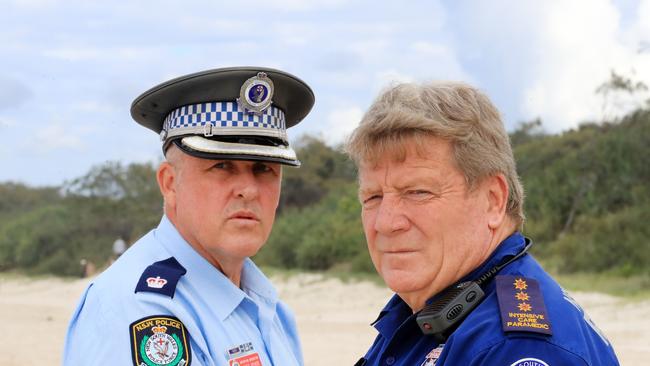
204 234 265 259
232 241 265 258
380 267 426 294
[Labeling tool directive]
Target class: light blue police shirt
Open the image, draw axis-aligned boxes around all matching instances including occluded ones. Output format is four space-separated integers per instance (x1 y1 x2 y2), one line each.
63 215 303 366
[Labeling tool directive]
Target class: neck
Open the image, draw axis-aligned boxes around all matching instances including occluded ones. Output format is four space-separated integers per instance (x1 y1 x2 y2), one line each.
209 256 245 288
167 213 246 288
188 242 246 288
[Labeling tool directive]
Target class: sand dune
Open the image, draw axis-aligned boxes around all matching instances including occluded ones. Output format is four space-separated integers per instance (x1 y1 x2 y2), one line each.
0 274 647 365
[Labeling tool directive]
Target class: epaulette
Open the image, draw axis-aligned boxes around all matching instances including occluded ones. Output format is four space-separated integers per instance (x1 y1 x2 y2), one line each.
495 275 553 335
135 257 187 298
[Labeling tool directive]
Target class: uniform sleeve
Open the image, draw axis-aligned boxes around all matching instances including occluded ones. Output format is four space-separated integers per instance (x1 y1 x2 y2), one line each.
63 284 135 365
63 284 208 366
467 337 589 366
276 301 304 365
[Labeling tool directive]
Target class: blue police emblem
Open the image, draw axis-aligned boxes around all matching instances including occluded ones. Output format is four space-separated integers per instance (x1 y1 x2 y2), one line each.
248 84 268 103
130 315 192 366
510 358 549 366
238 72 274 114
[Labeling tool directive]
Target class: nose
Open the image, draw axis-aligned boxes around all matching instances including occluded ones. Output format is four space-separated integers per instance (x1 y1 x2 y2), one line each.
234 171 260 201
373 195 410 235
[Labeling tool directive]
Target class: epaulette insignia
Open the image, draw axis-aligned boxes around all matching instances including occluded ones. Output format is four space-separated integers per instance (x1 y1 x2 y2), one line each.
495 275 552 335
130 315 192 366
135 257 187 298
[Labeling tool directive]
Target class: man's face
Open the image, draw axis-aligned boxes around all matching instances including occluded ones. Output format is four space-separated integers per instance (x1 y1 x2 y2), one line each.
358 136 494 300
165 153 282 266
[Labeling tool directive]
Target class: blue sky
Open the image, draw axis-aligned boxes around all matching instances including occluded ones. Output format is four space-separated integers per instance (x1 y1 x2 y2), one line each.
2 0 649 186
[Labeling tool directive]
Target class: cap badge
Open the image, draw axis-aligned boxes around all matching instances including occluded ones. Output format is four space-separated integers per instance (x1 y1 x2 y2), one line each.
238 72 274 114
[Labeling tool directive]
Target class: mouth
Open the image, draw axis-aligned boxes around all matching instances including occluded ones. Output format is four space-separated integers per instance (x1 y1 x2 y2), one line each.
228 211 260 221
383 249 417 254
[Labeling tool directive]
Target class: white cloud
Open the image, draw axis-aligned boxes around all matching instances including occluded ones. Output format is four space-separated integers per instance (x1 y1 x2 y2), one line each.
42 46 144 62
446 0 650 131
8 0 57 8
409 41 473 81
0 117 17 128
4 0 649 185
239 0 348 11
32 124 85 152
74 100 118 114
637 0 650 38
375 69 415 86
44 47 98 61
0 76 33 110
324 106 364 146
522 0 649 130
371 41 471 92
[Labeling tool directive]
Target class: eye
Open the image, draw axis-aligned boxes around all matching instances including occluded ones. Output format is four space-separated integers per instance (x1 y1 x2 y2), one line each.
361 194 382 206
252 162 277 175
408 189 430 195
211 161 233 170
406 189 433 200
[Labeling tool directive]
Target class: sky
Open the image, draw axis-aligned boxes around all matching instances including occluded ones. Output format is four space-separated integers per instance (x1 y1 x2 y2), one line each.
2 0 650 186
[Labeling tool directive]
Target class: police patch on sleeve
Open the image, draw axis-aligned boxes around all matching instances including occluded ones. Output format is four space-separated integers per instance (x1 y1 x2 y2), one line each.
130 315 191 366
510 358 549 366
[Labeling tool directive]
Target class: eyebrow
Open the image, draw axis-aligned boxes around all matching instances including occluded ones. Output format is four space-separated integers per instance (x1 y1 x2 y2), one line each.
394 177 443 191
360 173 443 190
358 186 380 196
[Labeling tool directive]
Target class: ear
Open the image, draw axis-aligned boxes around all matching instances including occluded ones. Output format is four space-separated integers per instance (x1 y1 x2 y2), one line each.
157 162 177 212
484 174 509 230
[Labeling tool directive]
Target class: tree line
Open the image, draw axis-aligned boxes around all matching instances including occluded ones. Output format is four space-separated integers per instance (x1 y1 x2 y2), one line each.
1 107 649 278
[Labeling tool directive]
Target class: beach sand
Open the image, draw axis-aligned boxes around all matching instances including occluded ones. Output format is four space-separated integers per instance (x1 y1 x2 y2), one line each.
0 274 647 365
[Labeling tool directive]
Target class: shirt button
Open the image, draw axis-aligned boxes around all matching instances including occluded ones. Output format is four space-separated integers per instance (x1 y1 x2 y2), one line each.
385 356 396 365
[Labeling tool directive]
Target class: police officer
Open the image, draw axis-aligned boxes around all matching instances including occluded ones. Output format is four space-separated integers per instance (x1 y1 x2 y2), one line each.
345 81 620 366
64 67 314 366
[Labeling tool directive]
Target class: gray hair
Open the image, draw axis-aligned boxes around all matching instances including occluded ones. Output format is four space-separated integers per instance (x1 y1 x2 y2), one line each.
345 81 525 227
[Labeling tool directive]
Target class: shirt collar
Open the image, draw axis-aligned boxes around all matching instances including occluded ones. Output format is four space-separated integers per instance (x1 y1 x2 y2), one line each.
372 293 412 337
241 258 279 303
154 215 276 321
371 232 527 337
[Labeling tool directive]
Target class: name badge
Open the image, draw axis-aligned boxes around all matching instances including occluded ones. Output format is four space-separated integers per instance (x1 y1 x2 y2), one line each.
227 342 262 366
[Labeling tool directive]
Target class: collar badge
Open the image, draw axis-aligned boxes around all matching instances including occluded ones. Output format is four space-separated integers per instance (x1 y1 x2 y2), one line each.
147 276 168 289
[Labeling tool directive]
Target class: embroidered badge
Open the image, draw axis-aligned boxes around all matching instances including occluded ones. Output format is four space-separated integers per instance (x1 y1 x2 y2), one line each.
238 72 274 114
420 344 444 366
496 275 552 335
130 315 191 366
147 276 168 289
135 257 187 298
226 342 262 366
510 357 549 366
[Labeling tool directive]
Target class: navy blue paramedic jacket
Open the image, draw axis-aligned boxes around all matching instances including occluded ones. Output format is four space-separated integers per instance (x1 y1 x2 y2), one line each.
358 232 620 366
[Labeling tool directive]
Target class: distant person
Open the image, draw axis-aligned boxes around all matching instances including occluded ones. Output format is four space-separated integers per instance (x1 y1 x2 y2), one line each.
64 67 315 366
79 259 96 278
112 237 127 260
345 81 620 365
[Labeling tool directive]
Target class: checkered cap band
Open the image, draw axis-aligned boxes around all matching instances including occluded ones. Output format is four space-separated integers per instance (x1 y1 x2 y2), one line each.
162 101 287 142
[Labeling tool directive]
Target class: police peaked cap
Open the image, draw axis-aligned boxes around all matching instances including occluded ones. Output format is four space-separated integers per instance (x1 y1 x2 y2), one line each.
130 67 315 166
